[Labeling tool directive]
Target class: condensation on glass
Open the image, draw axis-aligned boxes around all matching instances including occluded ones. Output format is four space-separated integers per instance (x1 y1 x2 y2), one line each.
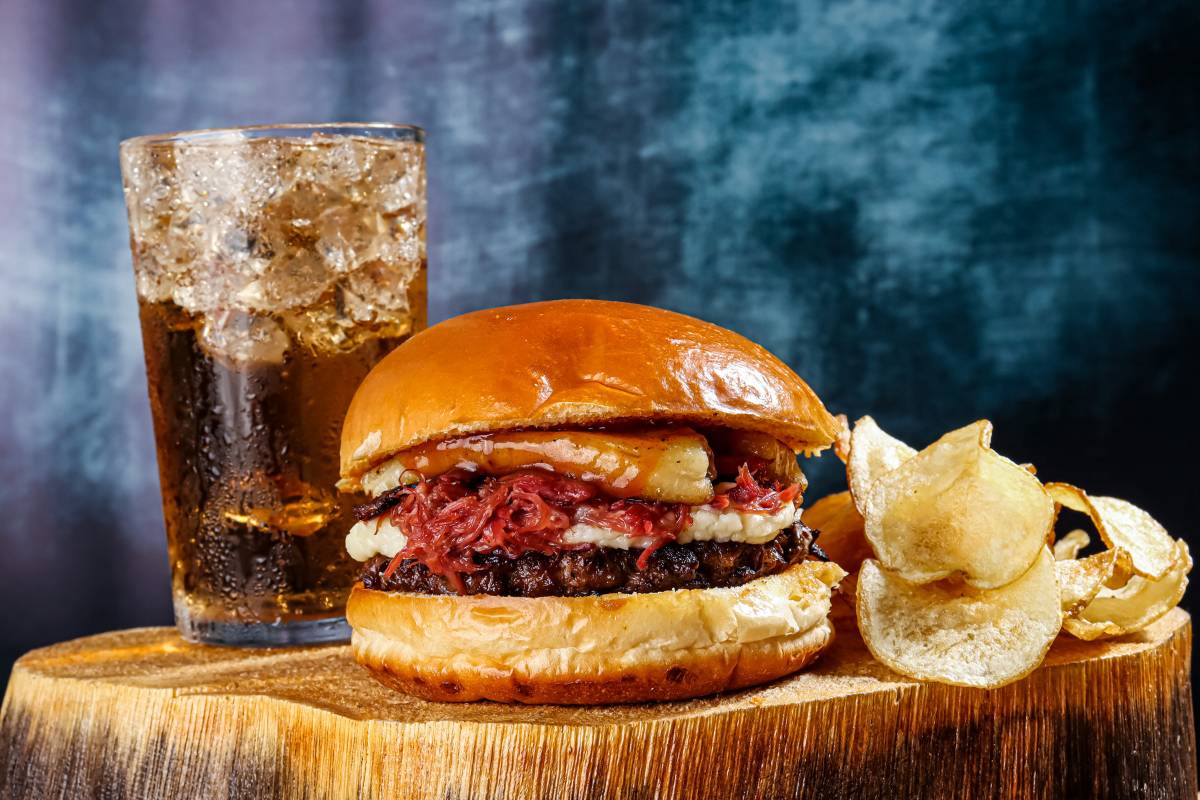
120 124 426 645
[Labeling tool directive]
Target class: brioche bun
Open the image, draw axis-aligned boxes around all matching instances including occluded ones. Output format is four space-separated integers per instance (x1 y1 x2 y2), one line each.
346 561 845 704
340 300 839 481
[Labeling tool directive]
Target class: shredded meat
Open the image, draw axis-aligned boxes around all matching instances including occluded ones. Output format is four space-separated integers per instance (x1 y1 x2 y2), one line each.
361 523 819 596
711 464 801 512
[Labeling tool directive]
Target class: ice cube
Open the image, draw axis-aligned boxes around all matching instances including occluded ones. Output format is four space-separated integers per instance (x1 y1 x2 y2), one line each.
281 303 357 353
373 223 425 267
315 205 382 273
319 137 376 187
234 280 268 309
364 147 423 213
343 260 415 318
269 179 333 229
200 310 291 364
257 248 334 309
219 222 254 256
130 236 180 303
240 139 285 207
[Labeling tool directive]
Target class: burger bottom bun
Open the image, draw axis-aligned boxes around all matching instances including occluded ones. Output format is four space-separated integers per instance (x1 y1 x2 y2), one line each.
347 560 845 704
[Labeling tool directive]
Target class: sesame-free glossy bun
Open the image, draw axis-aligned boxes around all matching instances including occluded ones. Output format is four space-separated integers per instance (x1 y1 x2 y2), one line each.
346 561 845 704
340 300 839 480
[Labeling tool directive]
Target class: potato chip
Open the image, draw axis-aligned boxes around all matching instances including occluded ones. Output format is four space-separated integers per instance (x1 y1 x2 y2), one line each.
1046 483 1177 579
856 549 1061 688
1063 540 1191 641
846 416 916 514
801 491 871 573
863 421 1055 588
829 570 858 622
1052 529 1091 561
1055 549 1127 616
832 413 852 464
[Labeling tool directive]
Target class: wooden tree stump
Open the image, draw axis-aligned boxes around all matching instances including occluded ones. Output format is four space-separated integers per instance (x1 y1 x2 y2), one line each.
0 608 1194 799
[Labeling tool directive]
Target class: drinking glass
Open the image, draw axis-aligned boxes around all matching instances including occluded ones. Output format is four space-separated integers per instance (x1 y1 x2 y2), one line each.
120 124 426 645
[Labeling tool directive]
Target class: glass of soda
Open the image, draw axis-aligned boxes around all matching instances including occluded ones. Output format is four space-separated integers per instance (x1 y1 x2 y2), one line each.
119 124 426 645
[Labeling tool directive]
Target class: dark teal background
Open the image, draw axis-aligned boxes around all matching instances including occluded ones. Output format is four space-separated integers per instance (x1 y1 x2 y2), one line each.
0 0 1197 708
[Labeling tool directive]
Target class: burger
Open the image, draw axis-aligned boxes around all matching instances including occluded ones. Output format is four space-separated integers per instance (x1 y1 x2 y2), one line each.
339 299 845 704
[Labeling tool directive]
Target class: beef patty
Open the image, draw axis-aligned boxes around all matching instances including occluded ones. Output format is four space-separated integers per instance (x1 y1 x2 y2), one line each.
360 523 818 597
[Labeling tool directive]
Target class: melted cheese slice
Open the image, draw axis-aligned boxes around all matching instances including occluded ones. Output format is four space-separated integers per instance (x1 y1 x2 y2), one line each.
357 427 715 504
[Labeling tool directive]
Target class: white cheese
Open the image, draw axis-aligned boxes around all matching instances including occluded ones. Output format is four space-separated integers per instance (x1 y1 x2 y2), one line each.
680 502 799 544
559 525 660 551
360 460 417 497
346 502 799 561
562 503 798 549
346 517 409 562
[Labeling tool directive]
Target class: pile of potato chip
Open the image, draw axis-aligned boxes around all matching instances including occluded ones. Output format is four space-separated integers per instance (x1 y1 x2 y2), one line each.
804 416 1191 688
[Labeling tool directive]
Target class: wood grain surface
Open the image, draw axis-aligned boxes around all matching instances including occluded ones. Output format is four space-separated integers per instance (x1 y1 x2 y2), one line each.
1 608 1194 799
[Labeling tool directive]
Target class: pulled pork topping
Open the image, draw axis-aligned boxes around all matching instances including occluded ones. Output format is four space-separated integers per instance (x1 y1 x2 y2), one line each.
355 465 800 592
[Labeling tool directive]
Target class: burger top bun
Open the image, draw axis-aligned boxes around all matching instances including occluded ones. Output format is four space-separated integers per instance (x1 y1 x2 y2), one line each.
340 299 840 480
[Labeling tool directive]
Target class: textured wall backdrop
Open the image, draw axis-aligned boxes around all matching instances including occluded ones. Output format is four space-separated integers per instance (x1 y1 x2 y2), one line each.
0 0 1197 695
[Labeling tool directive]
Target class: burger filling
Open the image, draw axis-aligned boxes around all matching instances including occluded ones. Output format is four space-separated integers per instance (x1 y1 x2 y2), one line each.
346 426 824 596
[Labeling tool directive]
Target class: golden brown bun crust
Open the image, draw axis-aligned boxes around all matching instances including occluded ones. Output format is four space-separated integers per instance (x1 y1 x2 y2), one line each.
340 300 839 479
346 561 845 704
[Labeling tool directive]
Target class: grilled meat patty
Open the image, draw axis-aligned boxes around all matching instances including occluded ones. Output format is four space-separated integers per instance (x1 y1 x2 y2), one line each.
360 523 818 597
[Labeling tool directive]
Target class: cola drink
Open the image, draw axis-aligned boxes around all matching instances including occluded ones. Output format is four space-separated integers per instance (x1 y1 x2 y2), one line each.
120 125 426 645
